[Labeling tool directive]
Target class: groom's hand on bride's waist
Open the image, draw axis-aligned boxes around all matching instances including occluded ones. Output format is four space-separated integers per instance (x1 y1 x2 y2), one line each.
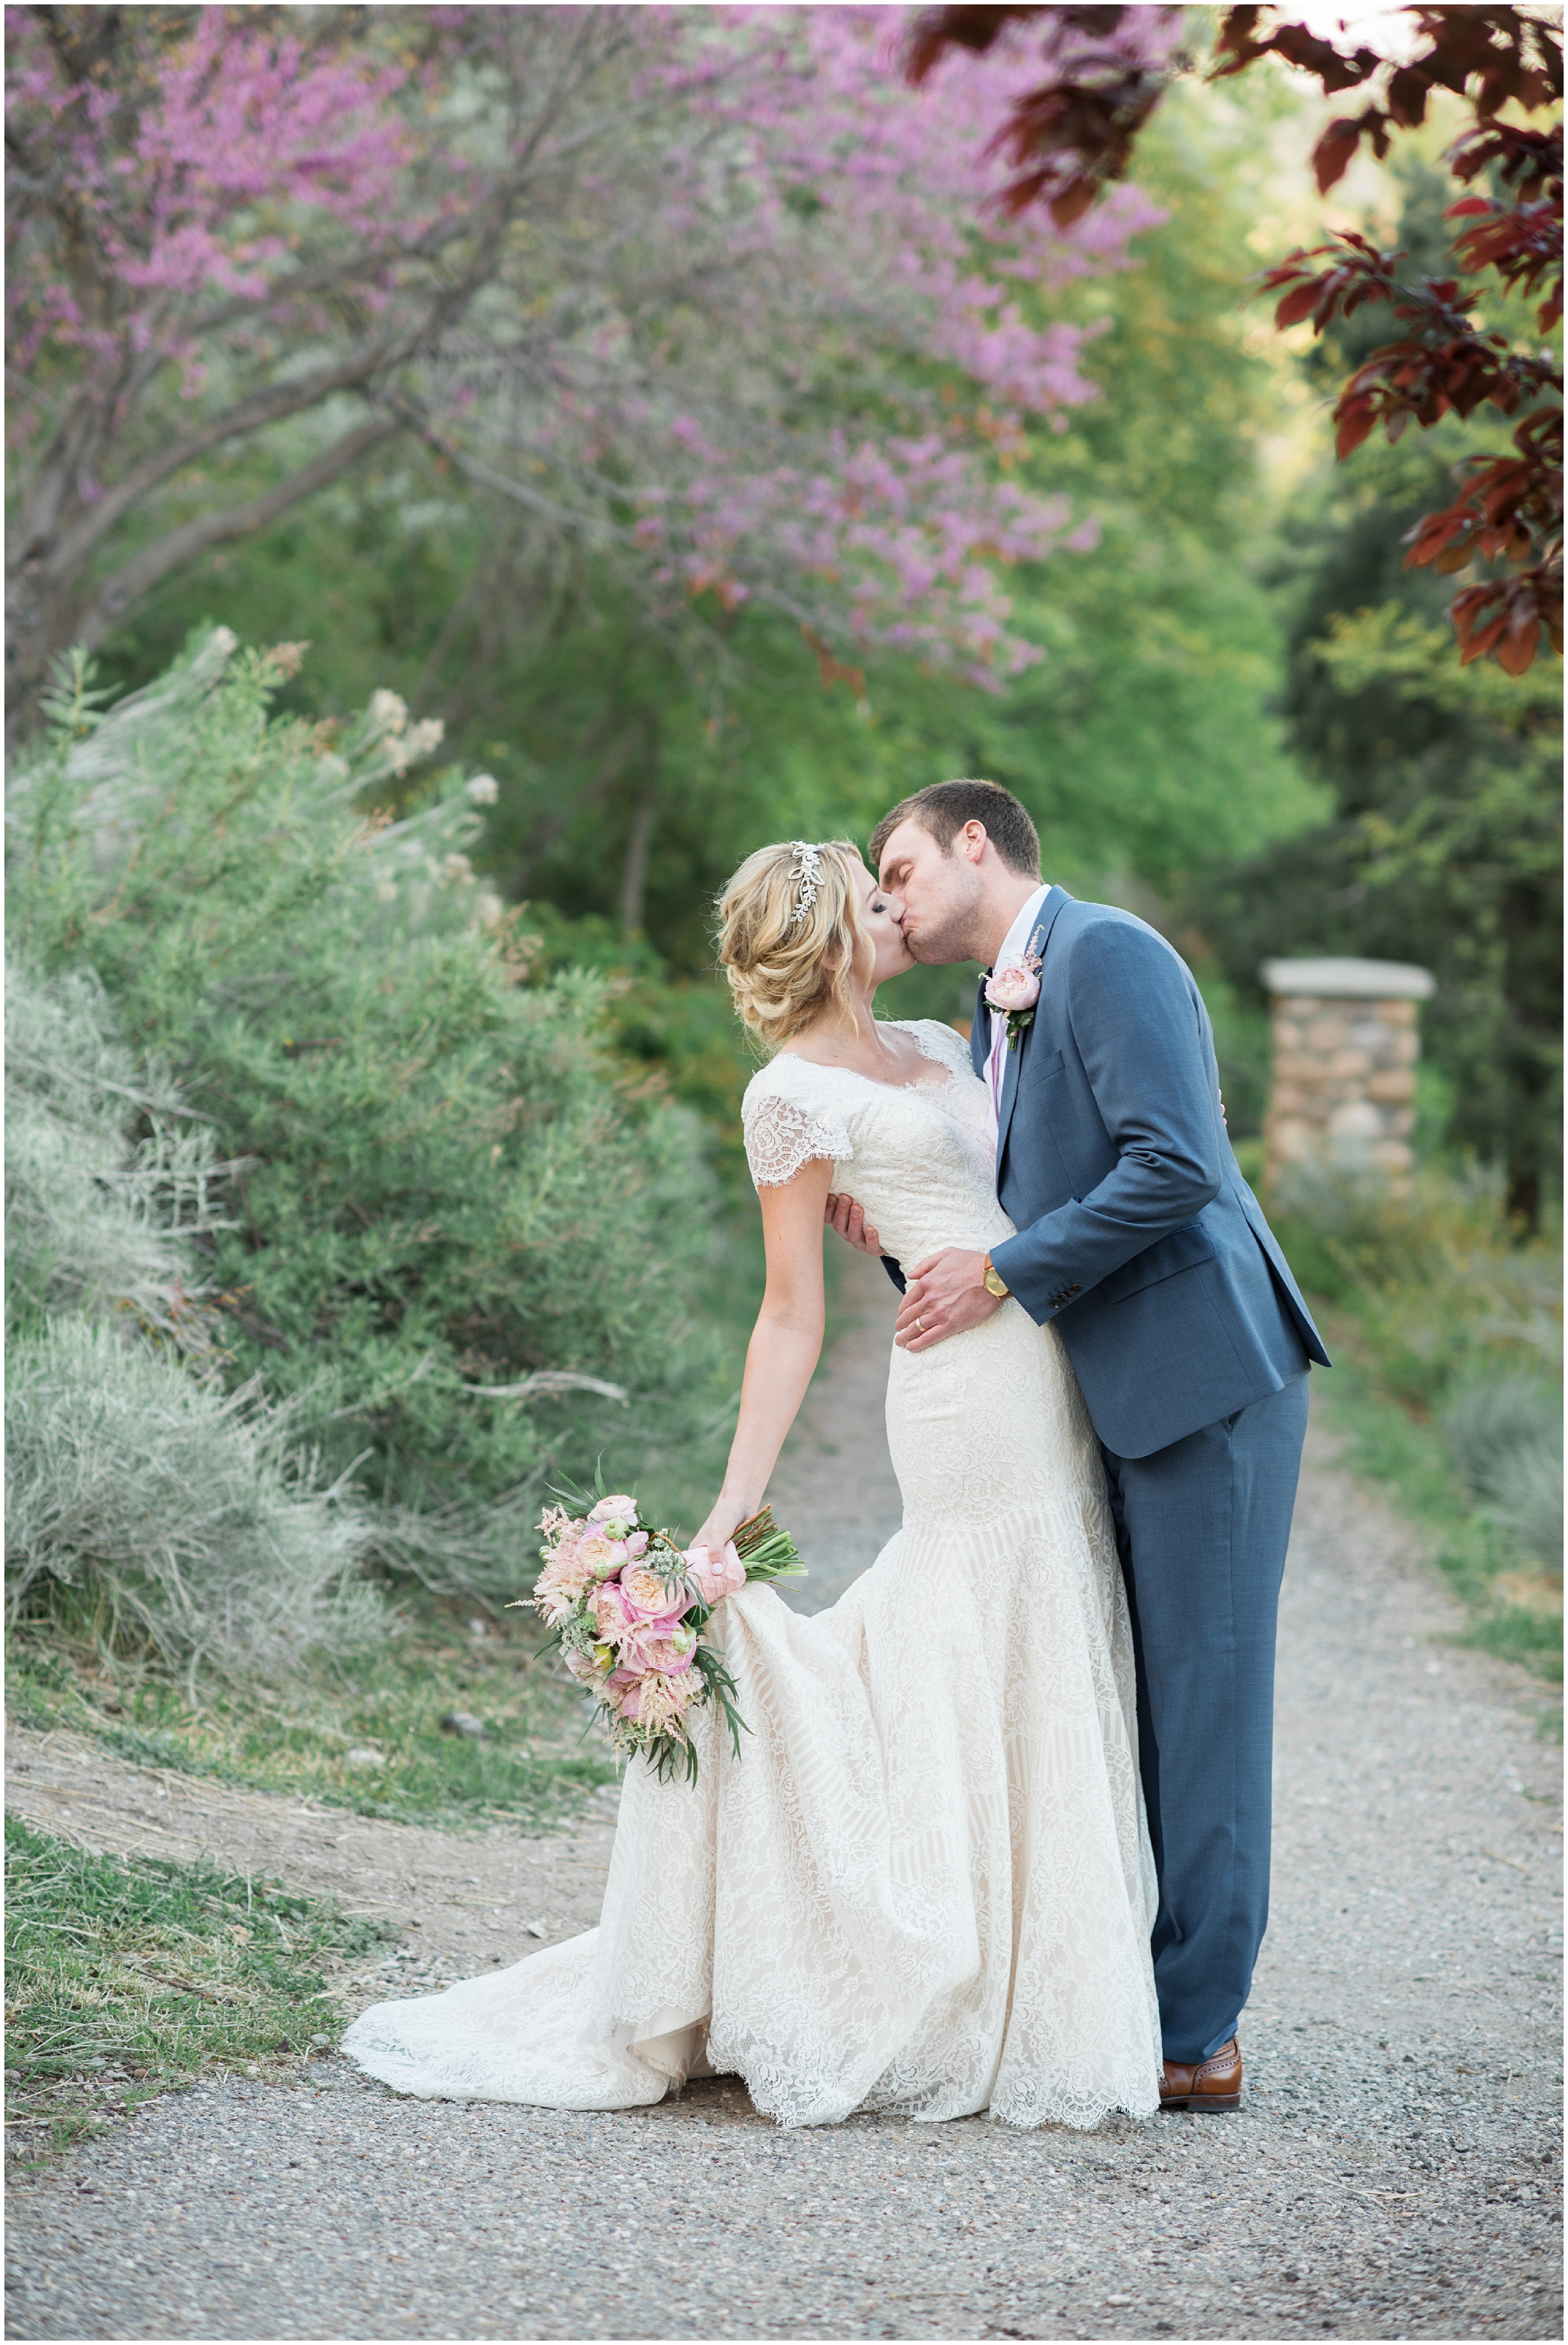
824 1191 885 1257
894 1249 1000 1351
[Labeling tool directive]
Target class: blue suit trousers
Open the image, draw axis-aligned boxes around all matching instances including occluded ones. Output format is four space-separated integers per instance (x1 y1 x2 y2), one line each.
1099 1371 1310 2063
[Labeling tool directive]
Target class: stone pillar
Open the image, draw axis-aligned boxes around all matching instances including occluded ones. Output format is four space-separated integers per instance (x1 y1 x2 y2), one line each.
1261 957 1436 1193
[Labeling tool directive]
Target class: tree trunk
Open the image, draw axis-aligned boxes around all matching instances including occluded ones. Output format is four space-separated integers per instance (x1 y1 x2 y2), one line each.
618 780 658 936
6 417 400 751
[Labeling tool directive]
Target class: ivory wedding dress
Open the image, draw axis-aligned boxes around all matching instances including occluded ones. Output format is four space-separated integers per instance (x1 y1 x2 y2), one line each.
343 1021 1163 2129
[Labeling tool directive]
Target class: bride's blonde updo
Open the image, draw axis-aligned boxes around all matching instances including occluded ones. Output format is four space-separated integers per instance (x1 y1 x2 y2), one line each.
718 839 869 1049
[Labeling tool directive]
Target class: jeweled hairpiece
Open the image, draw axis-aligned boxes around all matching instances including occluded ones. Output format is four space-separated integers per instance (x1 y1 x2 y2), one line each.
788 841 824 928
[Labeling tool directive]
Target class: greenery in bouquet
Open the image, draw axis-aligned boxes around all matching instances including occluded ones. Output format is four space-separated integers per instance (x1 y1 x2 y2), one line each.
518 1487 804 1783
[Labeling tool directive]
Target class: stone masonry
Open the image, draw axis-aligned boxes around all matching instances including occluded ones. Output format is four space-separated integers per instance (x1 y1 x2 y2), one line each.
1261 956 1436 1194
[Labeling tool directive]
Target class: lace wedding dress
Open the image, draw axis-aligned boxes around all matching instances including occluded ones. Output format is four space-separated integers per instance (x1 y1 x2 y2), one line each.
343 1021 1162 2130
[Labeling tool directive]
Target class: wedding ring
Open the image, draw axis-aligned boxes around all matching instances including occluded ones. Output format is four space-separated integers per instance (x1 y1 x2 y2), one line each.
916 1316 926 1331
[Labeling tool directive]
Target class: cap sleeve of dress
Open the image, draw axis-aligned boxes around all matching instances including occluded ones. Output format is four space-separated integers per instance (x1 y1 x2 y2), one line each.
741 1073 853 1190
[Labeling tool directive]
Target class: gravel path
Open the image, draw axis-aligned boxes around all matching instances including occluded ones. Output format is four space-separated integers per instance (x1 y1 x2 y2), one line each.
7 1253 1562 2341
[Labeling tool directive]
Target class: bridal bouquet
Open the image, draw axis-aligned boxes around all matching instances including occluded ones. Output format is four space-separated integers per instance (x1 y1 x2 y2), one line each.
514 1490 804 1782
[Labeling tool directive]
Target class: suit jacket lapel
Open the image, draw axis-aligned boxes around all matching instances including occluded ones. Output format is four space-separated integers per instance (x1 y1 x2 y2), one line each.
995 888 1073 1167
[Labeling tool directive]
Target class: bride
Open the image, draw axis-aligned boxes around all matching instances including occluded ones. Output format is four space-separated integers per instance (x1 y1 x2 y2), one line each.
343 839 1163 2130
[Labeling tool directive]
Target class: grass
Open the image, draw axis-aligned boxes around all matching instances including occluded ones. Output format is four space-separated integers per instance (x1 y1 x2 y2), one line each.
1271 1165 1562 1710
1313 1342 1562 1696
4 1816 398 2163
7 1588 622 1831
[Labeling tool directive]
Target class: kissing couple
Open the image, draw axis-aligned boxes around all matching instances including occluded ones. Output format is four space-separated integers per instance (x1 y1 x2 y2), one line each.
347 777 1328 2129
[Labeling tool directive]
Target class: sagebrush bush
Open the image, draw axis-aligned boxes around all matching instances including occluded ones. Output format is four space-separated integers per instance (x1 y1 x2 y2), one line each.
1441 1375 1562 1503
6 959 229 1348
1441 1376 1563 1568
6 1319 380 1679
8 633 725 1592
1271 1163 1562 1413
1273 1164 1562 1621
6 957 384 1672
1493 1442 1565 1570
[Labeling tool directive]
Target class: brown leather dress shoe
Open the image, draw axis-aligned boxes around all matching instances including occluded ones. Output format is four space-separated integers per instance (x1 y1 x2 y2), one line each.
1159 2036 1242 2111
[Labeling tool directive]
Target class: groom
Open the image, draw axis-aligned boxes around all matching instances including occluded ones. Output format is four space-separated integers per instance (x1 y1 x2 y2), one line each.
829 778 1328 2110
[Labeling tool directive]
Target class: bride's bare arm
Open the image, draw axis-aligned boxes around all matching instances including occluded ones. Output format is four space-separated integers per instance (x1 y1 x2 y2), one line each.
691 1157 833 1553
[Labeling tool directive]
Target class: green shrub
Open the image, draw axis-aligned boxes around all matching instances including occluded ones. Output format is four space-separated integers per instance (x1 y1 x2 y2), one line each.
6 957 226 1349
1441 1371 1563 1566
6 1318 380 1678
6 956 385 1674
8 634 726 1595
1271 1162 1561 1413
1493 1439 1566 1570
1441 1373 1562 1499
1273 1161 1561 1682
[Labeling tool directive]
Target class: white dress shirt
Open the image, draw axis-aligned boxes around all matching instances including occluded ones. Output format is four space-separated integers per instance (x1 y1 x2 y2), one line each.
985 881 1054 1157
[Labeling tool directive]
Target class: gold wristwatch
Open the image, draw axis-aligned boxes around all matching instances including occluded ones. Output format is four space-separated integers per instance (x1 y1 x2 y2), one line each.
982 1252 1010 1300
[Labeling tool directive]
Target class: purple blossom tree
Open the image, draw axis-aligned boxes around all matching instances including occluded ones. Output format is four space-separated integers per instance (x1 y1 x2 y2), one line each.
6 4 1167 723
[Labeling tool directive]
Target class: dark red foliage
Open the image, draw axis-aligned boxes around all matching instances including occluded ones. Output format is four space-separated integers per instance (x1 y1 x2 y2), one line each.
907 6 1172 227
1212 4 1562 193
903 3 1563 675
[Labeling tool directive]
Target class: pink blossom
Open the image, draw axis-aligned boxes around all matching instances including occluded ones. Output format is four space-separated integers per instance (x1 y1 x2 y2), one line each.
6 4 1177 687
617 1565 691 1633
532 1546 596 1624
638 1629 699 1676
577 1534 629 1582
984 962 1041 1014
588 1495 638 1526
591 1583 638 1645
618 1670 699 1729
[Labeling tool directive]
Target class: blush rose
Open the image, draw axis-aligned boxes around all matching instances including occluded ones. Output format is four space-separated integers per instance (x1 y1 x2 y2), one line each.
983 962 1041 1014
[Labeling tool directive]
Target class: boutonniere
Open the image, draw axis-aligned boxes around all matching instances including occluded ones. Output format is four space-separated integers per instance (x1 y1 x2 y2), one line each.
984 955 1041 1050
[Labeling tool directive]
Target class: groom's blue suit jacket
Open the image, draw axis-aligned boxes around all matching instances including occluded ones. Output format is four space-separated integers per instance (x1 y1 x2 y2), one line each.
964 889 1327 1459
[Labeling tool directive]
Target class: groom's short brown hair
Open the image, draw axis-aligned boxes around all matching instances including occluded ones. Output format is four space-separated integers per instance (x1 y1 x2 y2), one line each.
869 780 1041 879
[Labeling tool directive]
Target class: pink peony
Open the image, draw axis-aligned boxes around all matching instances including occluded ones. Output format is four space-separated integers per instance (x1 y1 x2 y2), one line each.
588 1494 638 1526
684 1540 745 1605
591 1582 638 1644
618 1564 691 1632
638 1627 698 1674
577 1534 628 1582
984 960 1041 1014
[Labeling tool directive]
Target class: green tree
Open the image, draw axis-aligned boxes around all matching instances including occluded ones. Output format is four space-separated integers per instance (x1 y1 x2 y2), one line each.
1191 162 1563 1225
